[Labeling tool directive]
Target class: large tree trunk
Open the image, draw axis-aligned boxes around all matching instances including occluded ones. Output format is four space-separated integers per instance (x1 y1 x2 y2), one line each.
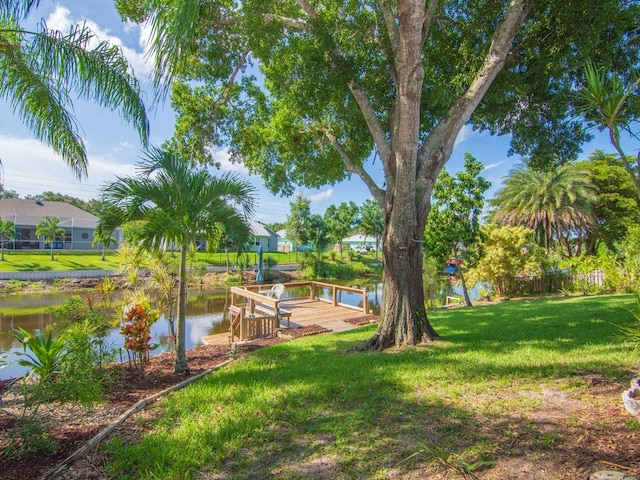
363 0 532 349
367 218 439 349
365 0 439 349
174 246 188 373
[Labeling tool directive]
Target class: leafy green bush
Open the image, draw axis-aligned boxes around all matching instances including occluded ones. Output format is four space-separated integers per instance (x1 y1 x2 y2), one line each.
225 274 242 285
5 416 58 458
9 327 65 387
55 320 117 407
264 256 278 270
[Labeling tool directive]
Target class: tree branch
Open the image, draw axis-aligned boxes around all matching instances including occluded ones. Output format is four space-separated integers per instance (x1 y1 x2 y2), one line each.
294 0 319 20
417 0 534 188
324 130 386 205
422 0 440 47
378 0 399 50
216 48 249 106
264 14 309 31
348 81 392 167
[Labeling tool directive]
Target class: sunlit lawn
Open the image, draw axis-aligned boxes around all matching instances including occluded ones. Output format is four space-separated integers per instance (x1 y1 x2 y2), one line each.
102 295 640 479
0 250 300 271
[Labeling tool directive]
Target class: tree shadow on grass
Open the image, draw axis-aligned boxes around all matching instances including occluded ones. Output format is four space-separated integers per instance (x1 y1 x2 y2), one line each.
101 296 639 479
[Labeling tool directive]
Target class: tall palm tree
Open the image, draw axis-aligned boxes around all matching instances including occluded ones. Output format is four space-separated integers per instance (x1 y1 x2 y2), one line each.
0 218 15 260
491 163 598 256
579 62 640 200
35 216 65 260
0 1 148 177
96 147 256 372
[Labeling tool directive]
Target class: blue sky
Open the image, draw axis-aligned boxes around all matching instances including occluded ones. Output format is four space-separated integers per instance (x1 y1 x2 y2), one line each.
0 1 628 225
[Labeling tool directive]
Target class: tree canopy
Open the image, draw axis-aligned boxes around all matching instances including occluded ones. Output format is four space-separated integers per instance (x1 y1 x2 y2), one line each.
119 0 640 349
491 162 598 257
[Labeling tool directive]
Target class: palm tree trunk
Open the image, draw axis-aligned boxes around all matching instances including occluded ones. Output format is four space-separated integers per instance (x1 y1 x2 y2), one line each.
174 245 188 373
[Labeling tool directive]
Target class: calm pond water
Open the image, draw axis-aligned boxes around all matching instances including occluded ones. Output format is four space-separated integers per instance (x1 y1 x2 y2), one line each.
0 277 464 380
0 281 388 380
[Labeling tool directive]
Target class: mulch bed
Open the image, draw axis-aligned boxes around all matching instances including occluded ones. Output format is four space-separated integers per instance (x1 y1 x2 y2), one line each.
0 338 285 480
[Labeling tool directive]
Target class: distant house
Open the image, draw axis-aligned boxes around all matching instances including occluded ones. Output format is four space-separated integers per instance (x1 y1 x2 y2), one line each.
276 229 292 253
0 198 121 251
342 234 377 251
248 220 279 252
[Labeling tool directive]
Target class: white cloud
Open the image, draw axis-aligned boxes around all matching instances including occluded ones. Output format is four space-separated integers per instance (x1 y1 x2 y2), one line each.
308 188 333 203
454 124 474 148
0 134 136 199
113 141 134 151
213 149 249 174
482 161 505 171
46 6 154 79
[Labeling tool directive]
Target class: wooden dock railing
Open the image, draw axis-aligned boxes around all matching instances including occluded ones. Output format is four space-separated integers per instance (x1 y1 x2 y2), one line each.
228 281 368 342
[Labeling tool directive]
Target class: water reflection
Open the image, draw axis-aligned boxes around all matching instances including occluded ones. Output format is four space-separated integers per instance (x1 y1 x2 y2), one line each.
0 277 463 380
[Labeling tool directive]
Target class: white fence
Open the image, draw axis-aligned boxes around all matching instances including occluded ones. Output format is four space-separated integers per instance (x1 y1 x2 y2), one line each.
0 270 118 281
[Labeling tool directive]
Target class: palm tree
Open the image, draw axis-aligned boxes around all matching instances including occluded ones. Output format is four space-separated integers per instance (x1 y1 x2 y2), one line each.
579 62 640 200
0 1 148 177
0 218 15 260
491 163 598 256
91 227 117 261
35 216 66 260
96 147 256 372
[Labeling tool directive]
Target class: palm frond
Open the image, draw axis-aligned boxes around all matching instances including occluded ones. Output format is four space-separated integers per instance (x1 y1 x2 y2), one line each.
0 10 148 177
146 0 201 98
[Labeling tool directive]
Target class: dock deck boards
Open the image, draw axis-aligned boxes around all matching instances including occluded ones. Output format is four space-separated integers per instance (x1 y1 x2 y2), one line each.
201 298 376 345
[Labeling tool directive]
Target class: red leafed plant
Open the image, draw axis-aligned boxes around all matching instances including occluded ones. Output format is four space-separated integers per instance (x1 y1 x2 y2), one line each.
120 303 159 373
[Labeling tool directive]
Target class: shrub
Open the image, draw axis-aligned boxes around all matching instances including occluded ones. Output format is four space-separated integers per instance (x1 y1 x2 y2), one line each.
55 320 117 407
225 274 242 285
121 303 159 373
264 256 278 270
5 416 58 458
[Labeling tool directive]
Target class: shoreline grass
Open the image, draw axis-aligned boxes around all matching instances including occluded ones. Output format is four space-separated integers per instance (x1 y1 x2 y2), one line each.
0 250 304 272
101 295 640 479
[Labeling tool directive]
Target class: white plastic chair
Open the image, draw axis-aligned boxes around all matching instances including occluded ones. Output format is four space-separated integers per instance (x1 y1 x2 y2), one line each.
268 284 285 300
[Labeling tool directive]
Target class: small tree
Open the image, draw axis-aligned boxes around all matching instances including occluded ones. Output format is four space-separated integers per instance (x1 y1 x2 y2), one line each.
0 218 15 260
359 199 384 260
324 201 359 258
35 216 65 261
91 227 117 261
424 154 490 306
285 195 312 259
467 224 542 298
309 214 331 270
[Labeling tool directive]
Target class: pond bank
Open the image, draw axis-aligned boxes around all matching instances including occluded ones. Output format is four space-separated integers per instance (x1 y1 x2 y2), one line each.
0 268 306 296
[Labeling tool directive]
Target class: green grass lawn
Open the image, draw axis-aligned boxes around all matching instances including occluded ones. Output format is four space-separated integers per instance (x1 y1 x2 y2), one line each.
0 250 300 271
101 295 640 479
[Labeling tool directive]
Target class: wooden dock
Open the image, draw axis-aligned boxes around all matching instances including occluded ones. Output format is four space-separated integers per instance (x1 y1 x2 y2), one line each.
201 282 378 345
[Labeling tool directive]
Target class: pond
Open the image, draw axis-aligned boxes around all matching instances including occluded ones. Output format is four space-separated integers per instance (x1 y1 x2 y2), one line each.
0 276 464 380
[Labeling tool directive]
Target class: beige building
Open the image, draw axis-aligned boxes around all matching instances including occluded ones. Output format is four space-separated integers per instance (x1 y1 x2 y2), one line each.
0 198 121 251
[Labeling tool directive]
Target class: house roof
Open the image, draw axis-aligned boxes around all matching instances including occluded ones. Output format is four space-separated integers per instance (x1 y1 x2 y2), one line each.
248 219 275 238
343 234 375 243
0 198 97 228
